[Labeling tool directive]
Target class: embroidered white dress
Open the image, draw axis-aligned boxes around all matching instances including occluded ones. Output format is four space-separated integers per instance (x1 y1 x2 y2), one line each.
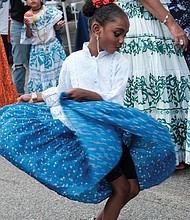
117 0 190 165
20 6 66 93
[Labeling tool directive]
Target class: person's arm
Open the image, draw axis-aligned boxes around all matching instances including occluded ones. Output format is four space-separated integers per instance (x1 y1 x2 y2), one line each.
138 0 188 51
23 18 32 38
67 88 103 101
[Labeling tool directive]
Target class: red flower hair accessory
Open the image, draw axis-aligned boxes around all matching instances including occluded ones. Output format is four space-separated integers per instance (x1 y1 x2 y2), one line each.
92 0 115 8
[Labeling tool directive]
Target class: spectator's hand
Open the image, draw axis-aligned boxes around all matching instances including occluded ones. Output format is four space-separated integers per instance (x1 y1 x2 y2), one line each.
168 21 188 51
17 94 33 104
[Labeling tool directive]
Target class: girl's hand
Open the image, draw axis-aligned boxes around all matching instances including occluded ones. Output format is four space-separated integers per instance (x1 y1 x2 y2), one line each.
54 20 65 30
17 94 33 104
23 18 30 28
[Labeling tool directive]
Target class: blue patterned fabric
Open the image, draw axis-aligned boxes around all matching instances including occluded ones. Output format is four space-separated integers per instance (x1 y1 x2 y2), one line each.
0 97 176 204
168 0 190 68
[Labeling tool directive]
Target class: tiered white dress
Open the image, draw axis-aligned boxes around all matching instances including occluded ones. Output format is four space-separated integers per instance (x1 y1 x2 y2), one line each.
117 0 190 165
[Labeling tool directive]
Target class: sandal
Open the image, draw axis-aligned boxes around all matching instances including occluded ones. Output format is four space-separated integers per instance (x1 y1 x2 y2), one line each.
176 163 186 170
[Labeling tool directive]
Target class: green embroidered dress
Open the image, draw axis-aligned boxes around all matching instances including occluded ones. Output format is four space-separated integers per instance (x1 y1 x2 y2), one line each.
117 0 190 165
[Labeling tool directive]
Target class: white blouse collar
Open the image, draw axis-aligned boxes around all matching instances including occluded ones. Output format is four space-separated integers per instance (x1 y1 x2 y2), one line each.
83 42 109 59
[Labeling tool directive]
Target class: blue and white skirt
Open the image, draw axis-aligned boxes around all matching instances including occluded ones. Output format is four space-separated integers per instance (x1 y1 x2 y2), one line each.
0 98 176 204
28 39 66 93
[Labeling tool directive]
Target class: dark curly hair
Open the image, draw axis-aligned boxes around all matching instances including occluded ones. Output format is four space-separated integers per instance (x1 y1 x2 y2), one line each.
82 0 127 28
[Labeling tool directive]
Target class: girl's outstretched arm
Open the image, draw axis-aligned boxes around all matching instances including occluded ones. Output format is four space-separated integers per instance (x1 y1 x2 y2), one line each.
17 92 44 103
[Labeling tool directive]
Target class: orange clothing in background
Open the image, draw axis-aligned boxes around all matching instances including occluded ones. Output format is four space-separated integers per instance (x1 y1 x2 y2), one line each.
0 35 18 108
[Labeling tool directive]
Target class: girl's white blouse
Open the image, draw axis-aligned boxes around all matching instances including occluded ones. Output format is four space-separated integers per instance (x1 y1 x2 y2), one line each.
42 43 131 125
43 43 131 106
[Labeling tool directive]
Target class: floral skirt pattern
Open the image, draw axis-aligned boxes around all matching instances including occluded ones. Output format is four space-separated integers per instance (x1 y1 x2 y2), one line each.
0 98 176 204
117 0 190 165
27 39 66 93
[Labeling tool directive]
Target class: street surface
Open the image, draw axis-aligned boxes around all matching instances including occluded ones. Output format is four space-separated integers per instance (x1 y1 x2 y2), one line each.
0 156 190 220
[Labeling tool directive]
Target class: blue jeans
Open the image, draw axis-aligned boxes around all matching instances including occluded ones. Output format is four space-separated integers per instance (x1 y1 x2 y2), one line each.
10 19 30 95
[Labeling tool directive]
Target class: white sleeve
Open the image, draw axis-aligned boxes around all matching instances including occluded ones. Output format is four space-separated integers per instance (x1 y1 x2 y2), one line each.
42 87 60 107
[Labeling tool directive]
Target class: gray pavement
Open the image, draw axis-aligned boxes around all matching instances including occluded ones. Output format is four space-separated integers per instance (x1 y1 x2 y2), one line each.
0 156 190 220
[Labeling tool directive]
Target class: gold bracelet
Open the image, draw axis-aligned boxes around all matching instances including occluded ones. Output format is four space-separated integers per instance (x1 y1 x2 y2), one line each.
31 93 38 103
162 12 170 24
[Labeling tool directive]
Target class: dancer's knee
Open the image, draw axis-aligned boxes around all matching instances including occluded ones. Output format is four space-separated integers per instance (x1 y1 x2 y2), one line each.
112 180 131 203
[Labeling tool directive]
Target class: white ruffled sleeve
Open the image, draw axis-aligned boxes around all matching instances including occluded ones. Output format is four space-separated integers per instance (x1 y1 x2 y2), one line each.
42 87 61 107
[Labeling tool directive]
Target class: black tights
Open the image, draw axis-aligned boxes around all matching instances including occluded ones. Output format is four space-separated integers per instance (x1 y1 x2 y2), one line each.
105 142 137 182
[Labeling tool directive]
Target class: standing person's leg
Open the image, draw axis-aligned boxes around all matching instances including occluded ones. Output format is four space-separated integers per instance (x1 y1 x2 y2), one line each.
10 19 30 96
96 144 140 220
